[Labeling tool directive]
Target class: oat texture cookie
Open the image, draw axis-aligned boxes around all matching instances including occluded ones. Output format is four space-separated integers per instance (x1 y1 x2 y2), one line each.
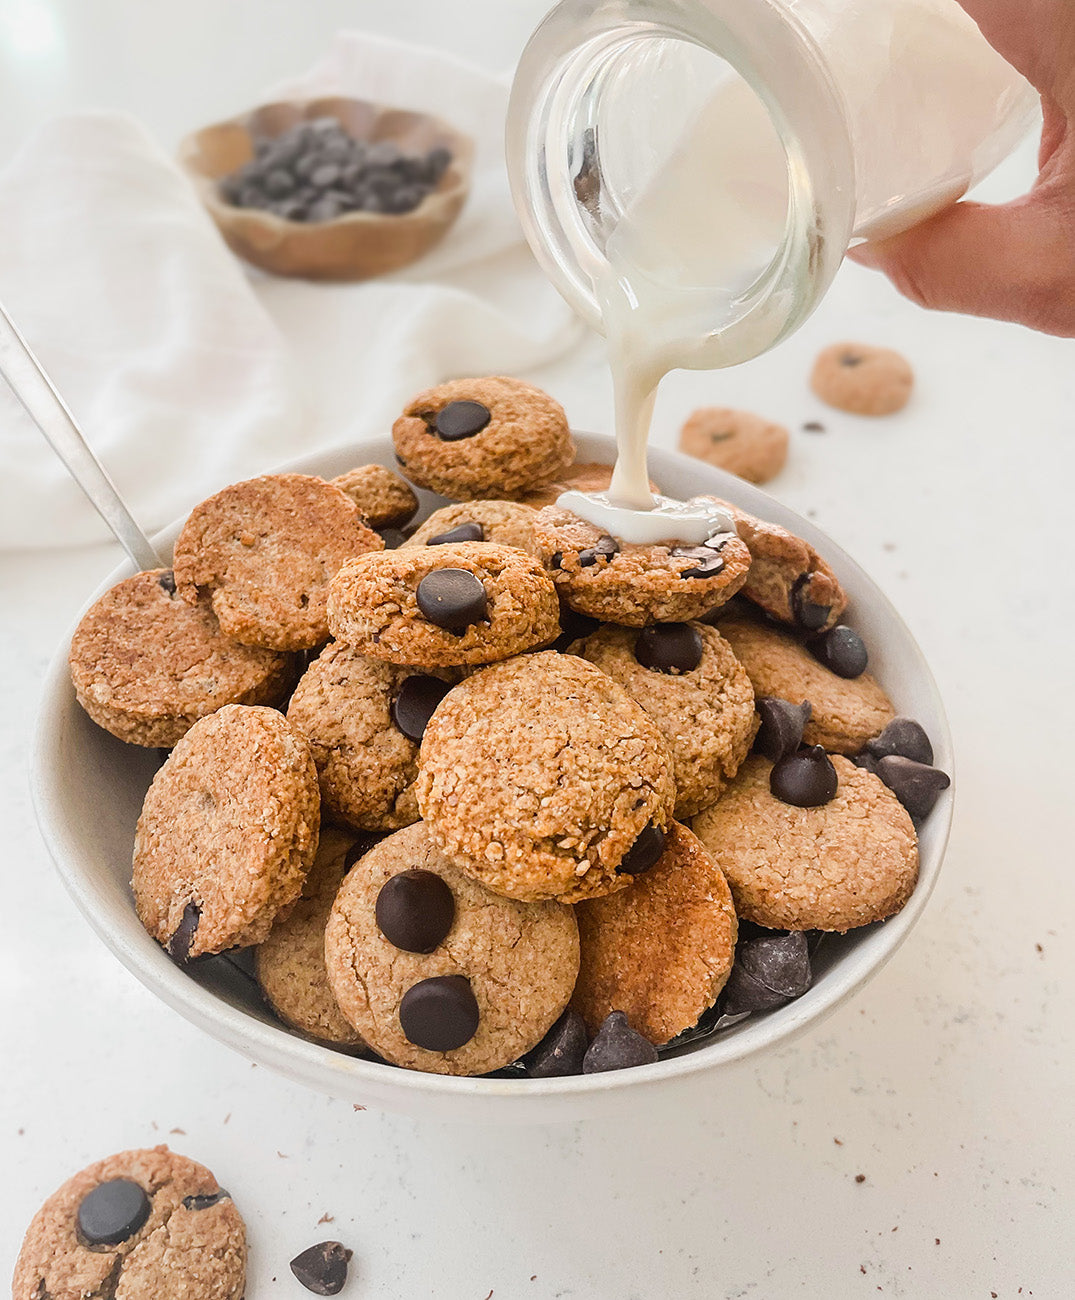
692 755 918 930
679 407 789 484
519 460 662 509
68 568 295 747
403 499 539 554
287 642 457 829
392 375 575 499
133 705 320 960
810 342 914 415
571 822 737 1044
325 823 579 1075
330 463 418 529
12 1146 245 1300
173 473 382 651
327 541 560 667
533 504 752 626
416 652 676 902
570 621 757 817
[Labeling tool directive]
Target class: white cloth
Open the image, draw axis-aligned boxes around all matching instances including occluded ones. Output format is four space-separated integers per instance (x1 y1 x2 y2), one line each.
0 32 583 551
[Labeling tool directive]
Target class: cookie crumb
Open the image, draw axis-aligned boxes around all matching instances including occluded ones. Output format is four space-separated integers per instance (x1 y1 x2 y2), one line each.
170 1127 186 1135
833 1137 843 1145
1036 943 1044 953
935 1238 941 1246
855 1174 866 1183
353 1105 367 1112
319 1214 335 1225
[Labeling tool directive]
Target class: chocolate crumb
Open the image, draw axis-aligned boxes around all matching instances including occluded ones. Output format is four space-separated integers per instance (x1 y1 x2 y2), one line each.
802 421 826 433
833 1137 843 1145
353 1105 367 1112
1036 943 1044 953
855 1174 866 1183
935 1239 940 1246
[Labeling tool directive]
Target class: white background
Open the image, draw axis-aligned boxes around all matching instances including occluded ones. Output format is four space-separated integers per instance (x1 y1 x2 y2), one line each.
1 2 1073 1297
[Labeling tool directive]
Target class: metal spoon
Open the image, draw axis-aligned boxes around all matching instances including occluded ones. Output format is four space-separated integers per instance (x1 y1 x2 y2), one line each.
0 298 164 570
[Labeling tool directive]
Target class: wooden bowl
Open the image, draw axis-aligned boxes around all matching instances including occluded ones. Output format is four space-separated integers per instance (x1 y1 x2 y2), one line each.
178 96 474 281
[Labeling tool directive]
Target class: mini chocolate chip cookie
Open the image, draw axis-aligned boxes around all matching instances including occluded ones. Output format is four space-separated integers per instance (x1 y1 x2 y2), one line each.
533 504 752 626
692 755 918 930
324 823 579 1075
403 499 539 554
392 375 575 499
810 342 914 415
133 705 320 960
416 651 676 902
679 407 789 484
330 463 418 529
68 568 295 747
13 1146 245 1300
569 621 757 817
518 460 662 509
173 473 383 651
327 541 560 667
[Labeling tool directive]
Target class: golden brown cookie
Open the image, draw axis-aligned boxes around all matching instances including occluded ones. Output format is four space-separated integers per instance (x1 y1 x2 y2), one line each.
571 822 737 1044
173 473 383 651
392 375 575 499
692 755 918 930
810 343 914 415
133 705 320 960
330 463 418 529
68 568 295 747
324 823 579 1075
327 541 560 667
403 499 539 554
679 407 789 484
518 461 662 509
416 652 676 902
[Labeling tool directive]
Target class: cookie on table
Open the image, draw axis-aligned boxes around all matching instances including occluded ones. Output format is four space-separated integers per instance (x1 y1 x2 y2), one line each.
133 705 319 960
533 504 752 626
12 1145 245 1300
692 754 918 930
392 375 575 499
571 822 737 1044
519 460 662 509
173 473 383 652
810 342 914 415
717 613 895 755
679 407 789 484
570 621 757 817
416 651 676 902
68 568 295 748
330 463 418 529
324 823 579 1075
327 541 560 667
286 643 457 830
403 499 539 554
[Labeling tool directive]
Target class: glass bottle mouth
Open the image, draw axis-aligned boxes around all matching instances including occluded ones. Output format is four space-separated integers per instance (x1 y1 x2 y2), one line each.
507 0 858 367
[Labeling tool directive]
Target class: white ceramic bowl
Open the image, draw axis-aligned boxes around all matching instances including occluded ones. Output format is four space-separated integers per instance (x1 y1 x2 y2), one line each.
31 435 952 1123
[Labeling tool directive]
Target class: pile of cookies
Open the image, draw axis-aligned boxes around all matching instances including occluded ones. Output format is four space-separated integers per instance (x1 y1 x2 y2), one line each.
67 374 949 1079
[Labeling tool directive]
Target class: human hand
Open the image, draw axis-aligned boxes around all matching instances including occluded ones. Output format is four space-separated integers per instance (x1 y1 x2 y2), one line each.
847 0 1075 337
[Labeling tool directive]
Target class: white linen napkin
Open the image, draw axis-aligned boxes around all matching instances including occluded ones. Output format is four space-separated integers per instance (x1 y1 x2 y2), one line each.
0 32 584 551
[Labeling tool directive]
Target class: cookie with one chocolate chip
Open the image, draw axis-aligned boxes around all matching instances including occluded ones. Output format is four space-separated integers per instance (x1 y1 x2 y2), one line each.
324 823 579 1075
692 754 918 930
330 463 418 529
68 568 295 747
173 473 383 651
327 541 560 667
416 651 676 902
403 499 539 554
811 342 914 415
518 460 662 509
679 407 789 484
133 705 320 960
392 375 575 499
12 1145 245 1300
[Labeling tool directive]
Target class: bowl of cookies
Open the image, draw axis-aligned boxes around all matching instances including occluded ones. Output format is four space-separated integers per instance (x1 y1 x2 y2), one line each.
32 376 952 1123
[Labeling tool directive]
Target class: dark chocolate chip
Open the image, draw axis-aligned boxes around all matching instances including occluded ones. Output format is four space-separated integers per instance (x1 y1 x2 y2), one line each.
434 400 491 441
669 546 725 579
426 146 452 182
582 1011 658 1073
398 975 479 1051
426 521 483 546
182 1189 230 1211
415 569 487 630
342 833 382 873
810 624 868 678
840 351 865 367
551 606 599 652
790 573 831 631
307 195 344 222
635 623 703 674
166 901 200 964
866 717 934 766
578 535 619 567
703 531 736 552
802 421 826 433
754 697 813 763
770 745 838 807
263 168 295 198
377 527 407 549
290 1241 353 1296
526 1010 588 1078
616 821 666 875
849 750 881 775
876 755 951 819
157 570 176 596
549 551 564 570
76 1179 151 1248
391 675 453 742
723 932 811 1014
376 869 455 953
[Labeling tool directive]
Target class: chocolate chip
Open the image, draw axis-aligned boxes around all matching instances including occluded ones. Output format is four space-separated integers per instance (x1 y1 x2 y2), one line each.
754 697 812 763
582 1011 658 1073
289 1241 353 1296
770 745 838 807
578 535 619 567
76 1179 151 1248
790 573 831 631
840 351 865 366
398 975 479 1051
723 932 811 1014
849 750 881 775
549 551 564 570
434 400 491 441
166 901 200 964
391 674 453 742
810 624 868 678
616 821 666 875
876 755 950 819
182 1189 230 1211
426 521 483 546
377 527 407 549
376 869 455 953
526 1010 588 1077
551 606 599 652
342 832 382 872
802 421 826 433
310 163 342 188
635 624 703 673
415 569 487 630
866 717 934 766
157 570 176 595
670 546 725 579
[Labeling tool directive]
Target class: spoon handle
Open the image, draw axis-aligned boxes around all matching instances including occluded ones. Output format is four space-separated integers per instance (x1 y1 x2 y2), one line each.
0 299 164 571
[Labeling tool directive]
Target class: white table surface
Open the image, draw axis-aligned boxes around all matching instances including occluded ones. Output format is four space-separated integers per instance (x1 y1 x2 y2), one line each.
2 3 1073 1297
